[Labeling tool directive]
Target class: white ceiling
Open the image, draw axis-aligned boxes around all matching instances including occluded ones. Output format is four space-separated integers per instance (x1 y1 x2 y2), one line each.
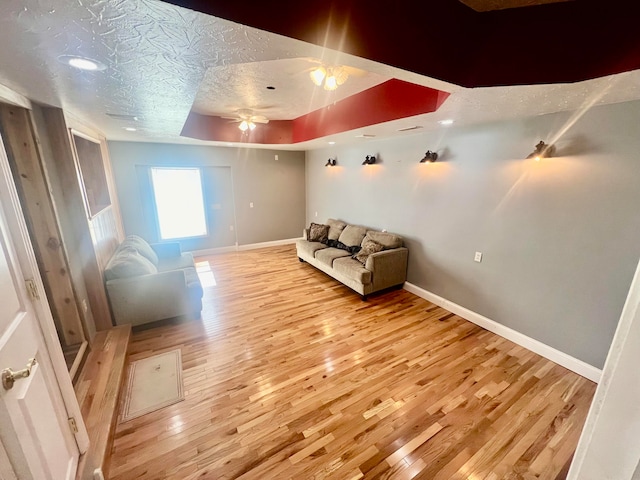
0 0 639 151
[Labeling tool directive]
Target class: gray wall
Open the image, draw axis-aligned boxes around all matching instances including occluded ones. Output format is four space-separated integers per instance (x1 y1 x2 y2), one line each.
306 100 640 368
108 142 306 249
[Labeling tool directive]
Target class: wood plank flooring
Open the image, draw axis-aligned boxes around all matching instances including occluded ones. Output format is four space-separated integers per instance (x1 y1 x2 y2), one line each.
109 244 596 479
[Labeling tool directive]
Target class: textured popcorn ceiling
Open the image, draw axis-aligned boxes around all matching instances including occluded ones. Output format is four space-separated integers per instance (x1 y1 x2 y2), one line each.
192 59 389 119
0 0 639 149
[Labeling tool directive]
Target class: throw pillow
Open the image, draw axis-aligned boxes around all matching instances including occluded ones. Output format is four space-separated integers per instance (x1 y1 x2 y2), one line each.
353 239 384 265
363 231 403 249
308 223 329 243
331 240 361 254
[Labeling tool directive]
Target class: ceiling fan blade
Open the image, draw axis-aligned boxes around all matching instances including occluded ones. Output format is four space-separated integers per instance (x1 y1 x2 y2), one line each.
341 65 368 77
252 116 269 124
221 115 240 121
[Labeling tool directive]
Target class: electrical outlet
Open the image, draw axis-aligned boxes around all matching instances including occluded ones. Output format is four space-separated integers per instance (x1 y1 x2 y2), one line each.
230 225 234 231
315 211 318 217
250 202 254 208
474 251 483 263
275 154 279 160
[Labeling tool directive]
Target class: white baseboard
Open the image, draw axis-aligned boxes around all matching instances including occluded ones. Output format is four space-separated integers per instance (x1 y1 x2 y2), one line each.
237 237 301 251
403 282 602 383
192 237 301 257
191 245 238 256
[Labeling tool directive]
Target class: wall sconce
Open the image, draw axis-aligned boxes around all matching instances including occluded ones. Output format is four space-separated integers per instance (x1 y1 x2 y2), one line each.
362 155 376 165
420 150 438 163
527 141 555 161
325 158 337 167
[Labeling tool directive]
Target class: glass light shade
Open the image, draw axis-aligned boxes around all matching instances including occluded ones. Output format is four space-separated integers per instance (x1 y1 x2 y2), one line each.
239 120 249 131
324 75 338 91
309 67 326 86
248 121 256 130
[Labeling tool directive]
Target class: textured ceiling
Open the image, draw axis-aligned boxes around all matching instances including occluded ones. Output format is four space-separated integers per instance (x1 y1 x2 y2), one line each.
0 0 639 150
192 58 389 119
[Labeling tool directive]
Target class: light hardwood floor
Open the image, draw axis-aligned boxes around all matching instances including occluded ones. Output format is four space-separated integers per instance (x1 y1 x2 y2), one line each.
109 244 595 480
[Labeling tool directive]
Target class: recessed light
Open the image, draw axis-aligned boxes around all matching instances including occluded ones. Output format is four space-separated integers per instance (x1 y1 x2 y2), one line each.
107 113 139 121
438 119 455 126
328 141 336 145
266 86 275 90
58 55 106 71
123 127 137 132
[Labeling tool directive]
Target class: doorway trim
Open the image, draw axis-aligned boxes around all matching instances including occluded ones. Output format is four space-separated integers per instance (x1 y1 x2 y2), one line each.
0 126 89 452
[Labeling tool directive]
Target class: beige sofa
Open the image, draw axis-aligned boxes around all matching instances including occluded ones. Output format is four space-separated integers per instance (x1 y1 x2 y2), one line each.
296 219 408 299
104 235 203 326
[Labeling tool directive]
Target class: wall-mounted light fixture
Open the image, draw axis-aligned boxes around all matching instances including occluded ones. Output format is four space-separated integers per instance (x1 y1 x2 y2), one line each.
362 155 376 165
420 150 438 163
527 141 555 161
325 158 337 167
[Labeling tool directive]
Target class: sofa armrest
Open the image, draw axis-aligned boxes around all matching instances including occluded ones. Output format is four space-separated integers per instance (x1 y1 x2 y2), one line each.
151 242 182 258
365 247 408 291
303 228 310 240
105 270 190 325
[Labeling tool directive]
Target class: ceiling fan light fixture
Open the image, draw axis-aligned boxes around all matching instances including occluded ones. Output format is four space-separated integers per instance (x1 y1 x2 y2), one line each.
324 75 338 91
248 121 256 130
239 120 249 132
310 66 326 86
334 68 349 85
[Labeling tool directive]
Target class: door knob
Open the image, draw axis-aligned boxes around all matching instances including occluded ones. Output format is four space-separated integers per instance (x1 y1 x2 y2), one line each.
2 358 37 390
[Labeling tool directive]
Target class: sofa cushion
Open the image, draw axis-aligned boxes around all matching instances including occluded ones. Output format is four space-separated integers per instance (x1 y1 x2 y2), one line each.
296 239 327 258
327 218 347 241
333 257 372 285
308 223 329 243
338 225 368 247
156 252 196 272
104 246 158 280
354 239 384 264
315 247 350 267
364 231 403 249
121 235 159 266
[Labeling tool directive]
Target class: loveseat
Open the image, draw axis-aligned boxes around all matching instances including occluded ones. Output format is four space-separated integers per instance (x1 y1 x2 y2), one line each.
104 235 203 326
296 219 408 299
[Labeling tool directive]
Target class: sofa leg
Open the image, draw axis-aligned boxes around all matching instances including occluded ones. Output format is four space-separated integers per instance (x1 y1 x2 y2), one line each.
298 257 305 263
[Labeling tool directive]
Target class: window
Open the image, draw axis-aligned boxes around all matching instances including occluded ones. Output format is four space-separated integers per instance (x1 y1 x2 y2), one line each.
151 167 207 240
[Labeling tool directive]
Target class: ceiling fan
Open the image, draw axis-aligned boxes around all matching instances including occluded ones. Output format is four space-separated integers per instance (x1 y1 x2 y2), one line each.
302 58 368 91
221 109 269 131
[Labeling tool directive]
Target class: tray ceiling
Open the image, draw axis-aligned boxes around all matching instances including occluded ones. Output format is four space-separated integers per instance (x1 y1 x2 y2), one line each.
0 0 639 149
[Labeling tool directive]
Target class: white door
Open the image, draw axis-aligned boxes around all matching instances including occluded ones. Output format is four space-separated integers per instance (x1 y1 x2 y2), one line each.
0 137 80 477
